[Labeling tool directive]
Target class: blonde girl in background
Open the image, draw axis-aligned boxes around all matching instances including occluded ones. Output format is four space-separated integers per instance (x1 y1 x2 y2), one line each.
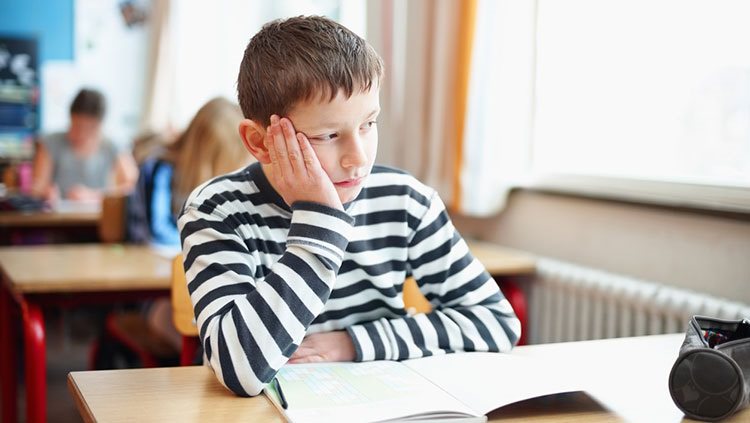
125 97 252 356
128 97 251 248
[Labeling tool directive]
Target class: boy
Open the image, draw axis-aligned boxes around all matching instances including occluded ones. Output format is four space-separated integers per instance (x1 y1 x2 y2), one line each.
178 16 520 397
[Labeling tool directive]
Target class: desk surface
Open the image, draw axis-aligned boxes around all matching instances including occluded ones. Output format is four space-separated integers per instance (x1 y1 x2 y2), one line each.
0 244 171 294
0 200 101 228
0 210 99 227
70 334 746 422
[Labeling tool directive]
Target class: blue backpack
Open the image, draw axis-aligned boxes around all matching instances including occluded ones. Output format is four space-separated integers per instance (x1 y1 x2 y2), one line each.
126 158 170 243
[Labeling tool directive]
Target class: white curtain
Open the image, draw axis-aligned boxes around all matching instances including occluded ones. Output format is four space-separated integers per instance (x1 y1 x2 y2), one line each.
367 0 467 206
140 0 173 133
140 0 365 133
459 0 536 216
368 0 535 216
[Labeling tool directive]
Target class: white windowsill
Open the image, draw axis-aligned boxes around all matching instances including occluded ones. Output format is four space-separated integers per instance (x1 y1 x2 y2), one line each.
525 174 750 214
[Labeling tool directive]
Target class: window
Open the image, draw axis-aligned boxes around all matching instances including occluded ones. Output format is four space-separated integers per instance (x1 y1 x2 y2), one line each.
530 0 750 211
169 0 366 129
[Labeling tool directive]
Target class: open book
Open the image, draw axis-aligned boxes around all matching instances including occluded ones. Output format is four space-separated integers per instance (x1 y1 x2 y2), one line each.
263 352 584 422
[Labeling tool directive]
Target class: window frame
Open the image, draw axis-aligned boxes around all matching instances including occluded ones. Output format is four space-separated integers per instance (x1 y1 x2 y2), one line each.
525 173 750 214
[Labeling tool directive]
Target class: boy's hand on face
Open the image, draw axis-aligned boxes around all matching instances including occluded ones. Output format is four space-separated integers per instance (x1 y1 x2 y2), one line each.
266 115 343 211
288 331 356 363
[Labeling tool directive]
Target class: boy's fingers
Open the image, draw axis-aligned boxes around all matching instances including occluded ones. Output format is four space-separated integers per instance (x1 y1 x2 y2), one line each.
297 133 320 174
271 115 293 179
281 118 304 173
288 354 324 364
266 127 282 178
290 347 314 361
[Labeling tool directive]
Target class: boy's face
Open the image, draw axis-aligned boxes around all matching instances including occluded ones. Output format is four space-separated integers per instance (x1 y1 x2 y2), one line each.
287 86 380 204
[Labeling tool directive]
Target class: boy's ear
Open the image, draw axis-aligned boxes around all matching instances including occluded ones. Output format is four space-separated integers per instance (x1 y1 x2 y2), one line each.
239 119 270 164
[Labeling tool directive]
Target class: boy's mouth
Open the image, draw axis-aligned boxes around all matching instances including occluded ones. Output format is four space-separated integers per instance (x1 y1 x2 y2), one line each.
334 176 366 188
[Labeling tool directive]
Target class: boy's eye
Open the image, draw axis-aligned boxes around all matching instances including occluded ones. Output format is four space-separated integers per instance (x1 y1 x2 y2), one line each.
310 133 338 142
361 121 377 130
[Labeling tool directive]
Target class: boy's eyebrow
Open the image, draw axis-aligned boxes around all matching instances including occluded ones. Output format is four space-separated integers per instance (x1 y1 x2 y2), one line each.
307 108 381 131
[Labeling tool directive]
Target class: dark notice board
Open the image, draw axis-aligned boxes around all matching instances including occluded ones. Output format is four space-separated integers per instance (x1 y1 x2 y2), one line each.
0 35 39 161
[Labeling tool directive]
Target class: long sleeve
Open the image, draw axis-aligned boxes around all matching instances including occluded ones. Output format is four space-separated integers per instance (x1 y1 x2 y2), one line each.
179 198 354 397
346 190 521 361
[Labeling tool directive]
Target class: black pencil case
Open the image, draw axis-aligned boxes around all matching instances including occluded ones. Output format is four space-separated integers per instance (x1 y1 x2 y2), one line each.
668 315 750 421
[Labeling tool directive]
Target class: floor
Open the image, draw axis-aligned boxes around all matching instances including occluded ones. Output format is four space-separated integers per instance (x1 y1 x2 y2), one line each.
10 308 109 423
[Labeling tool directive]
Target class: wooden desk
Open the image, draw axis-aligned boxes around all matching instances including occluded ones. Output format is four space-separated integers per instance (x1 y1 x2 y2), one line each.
0 210 99 227
0 201 102 244
69 334 749 422
0 200 101 228
0 244 172 423
466 240 535 276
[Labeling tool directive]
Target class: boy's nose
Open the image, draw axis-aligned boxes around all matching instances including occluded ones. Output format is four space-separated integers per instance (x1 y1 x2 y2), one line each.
340 136 368 169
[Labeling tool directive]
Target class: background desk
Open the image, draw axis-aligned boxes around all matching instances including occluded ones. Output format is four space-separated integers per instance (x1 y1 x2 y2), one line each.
69 334 746 422
0 200 101 244
0 244 171 423
0 199 101 228
466 240 535 276
0 210 99 228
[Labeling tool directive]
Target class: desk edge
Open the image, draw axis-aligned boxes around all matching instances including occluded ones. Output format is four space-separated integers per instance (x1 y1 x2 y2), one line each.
67 372 97 423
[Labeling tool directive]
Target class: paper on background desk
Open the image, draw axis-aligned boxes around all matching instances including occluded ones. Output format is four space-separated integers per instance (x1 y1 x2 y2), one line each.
53 199 101 213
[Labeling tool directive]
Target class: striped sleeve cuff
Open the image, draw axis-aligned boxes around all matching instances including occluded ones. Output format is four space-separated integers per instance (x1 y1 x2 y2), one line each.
288 201 355 262
347 319 397 361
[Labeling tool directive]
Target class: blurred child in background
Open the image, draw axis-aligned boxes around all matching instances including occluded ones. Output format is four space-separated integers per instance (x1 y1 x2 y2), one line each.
32 88 137 202
131 130 172 166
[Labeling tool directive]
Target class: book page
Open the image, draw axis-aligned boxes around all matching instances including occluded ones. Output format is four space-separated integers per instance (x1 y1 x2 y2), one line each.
270 361 482 423
403 352 584 415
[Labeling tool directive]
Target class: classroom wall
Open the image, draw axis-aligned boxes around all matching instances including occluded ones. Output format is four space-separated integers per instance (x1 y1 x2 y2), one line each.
0 0 74 62
0 0 147 147
451 190 750 304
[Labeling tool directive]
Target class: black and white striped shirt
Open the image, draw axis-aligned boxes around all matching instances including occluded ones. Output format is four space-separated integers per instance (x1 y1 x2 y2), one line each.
178 163 520 396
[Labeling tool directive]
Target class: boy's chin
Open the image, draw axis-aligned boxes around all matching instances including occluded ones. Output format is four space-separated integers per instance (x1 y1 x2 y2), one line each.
337 186 364 204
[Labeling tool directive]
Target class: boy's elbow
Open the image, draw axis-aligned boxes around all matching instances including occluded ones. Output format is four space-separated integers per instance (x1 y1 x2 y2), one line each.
205 345 278 398
490 313 521 352
210 363 269 398
510 316 522 348
504 315 522 350
227 382 265 398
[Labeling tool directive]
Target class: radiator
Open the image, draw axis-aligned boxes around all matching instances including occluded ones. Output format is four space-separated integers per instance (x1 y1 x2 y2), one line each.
525 258 750 345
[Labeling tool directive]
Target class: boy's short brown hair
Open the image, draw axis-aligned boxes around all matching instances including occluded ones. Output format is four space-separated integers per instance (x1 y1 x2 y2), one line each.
237 15 383 126
70 88 106 120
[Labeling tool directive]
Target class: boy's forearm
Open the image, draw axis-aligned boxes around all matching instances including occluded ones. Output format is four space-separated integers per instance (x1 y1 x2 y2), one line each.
181 202 354 396
347 292 521 361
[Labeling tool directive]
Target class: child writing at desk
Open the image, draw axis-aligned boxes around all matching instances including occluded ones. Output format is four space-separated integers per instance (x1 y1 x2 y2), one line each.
31 88 137 202
178 16 520 397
